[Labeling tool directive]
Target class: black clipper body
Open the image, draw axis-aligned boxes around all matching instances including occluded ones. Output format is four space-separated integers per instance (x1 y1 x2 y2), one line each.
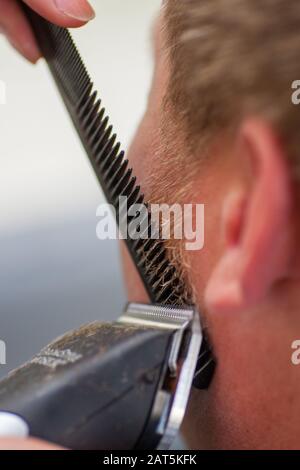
0 4 216 449
0 304 201 450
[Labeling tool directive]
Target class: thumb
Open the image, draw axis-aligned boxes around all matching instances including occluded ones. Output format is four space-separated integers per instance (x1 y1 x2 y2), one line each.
23 0 96 27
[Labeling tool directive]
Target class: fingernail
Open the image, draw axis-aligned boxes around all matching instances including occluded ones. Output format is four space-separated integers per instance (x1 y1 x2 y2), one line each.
54 0 95 22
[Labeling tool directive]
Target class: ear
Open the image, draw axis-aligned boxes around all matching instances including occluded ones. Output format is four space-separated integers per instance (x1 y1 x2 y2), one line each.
205 119 294 315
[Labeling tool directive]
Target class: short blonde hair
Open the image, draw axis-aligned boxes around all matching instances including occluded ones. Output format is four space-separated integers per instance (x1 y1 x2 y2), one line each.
164 0 300 178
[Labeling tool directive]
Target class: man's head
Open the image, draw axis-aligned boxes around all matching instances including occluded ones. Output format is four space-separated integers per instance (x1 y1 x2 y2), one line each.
123 0 300 449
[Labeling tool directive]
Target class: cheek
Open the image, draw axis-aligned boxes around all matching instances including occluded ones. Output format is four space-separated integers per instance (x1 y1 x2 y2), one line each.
120 113 156 303
126 113 155 195
186 186 226 307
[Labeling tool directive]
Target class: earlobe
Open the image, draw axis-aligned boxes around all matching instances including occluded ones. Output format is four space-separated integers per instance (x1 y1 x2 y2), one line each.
205 119 294 316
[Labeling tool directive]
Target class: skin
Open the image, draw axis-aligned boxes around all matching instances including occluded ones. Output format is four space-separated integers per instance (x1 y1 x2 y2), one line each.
2 1 300 451
123 11 300 450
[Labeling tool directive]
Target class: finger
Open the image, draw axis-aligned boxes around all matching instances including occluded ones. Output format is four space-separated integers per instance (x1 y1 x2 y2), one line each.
0 438 64 450
0 0 41 63
23 0 95 28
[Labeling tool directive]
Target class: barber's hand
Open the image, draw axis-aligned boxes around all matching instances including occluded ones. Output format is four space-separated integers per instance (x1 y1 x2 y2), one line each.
0 438 64 450
0 0 95 63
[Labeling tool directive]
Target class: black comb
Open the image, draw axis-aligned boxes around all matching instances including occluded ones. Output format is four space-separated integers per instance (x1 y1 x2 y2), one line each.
22 6 215 389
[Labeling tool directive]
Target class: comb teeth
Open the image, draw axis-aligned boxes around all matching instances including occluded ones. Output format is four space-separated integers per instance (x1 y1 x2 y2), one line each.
23 10 190 306
22 5 216 390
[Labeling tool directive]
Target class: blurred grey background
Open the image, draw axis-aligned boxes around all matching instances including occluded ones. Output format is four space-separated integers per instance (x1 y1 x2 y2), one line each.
0 0 161 378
